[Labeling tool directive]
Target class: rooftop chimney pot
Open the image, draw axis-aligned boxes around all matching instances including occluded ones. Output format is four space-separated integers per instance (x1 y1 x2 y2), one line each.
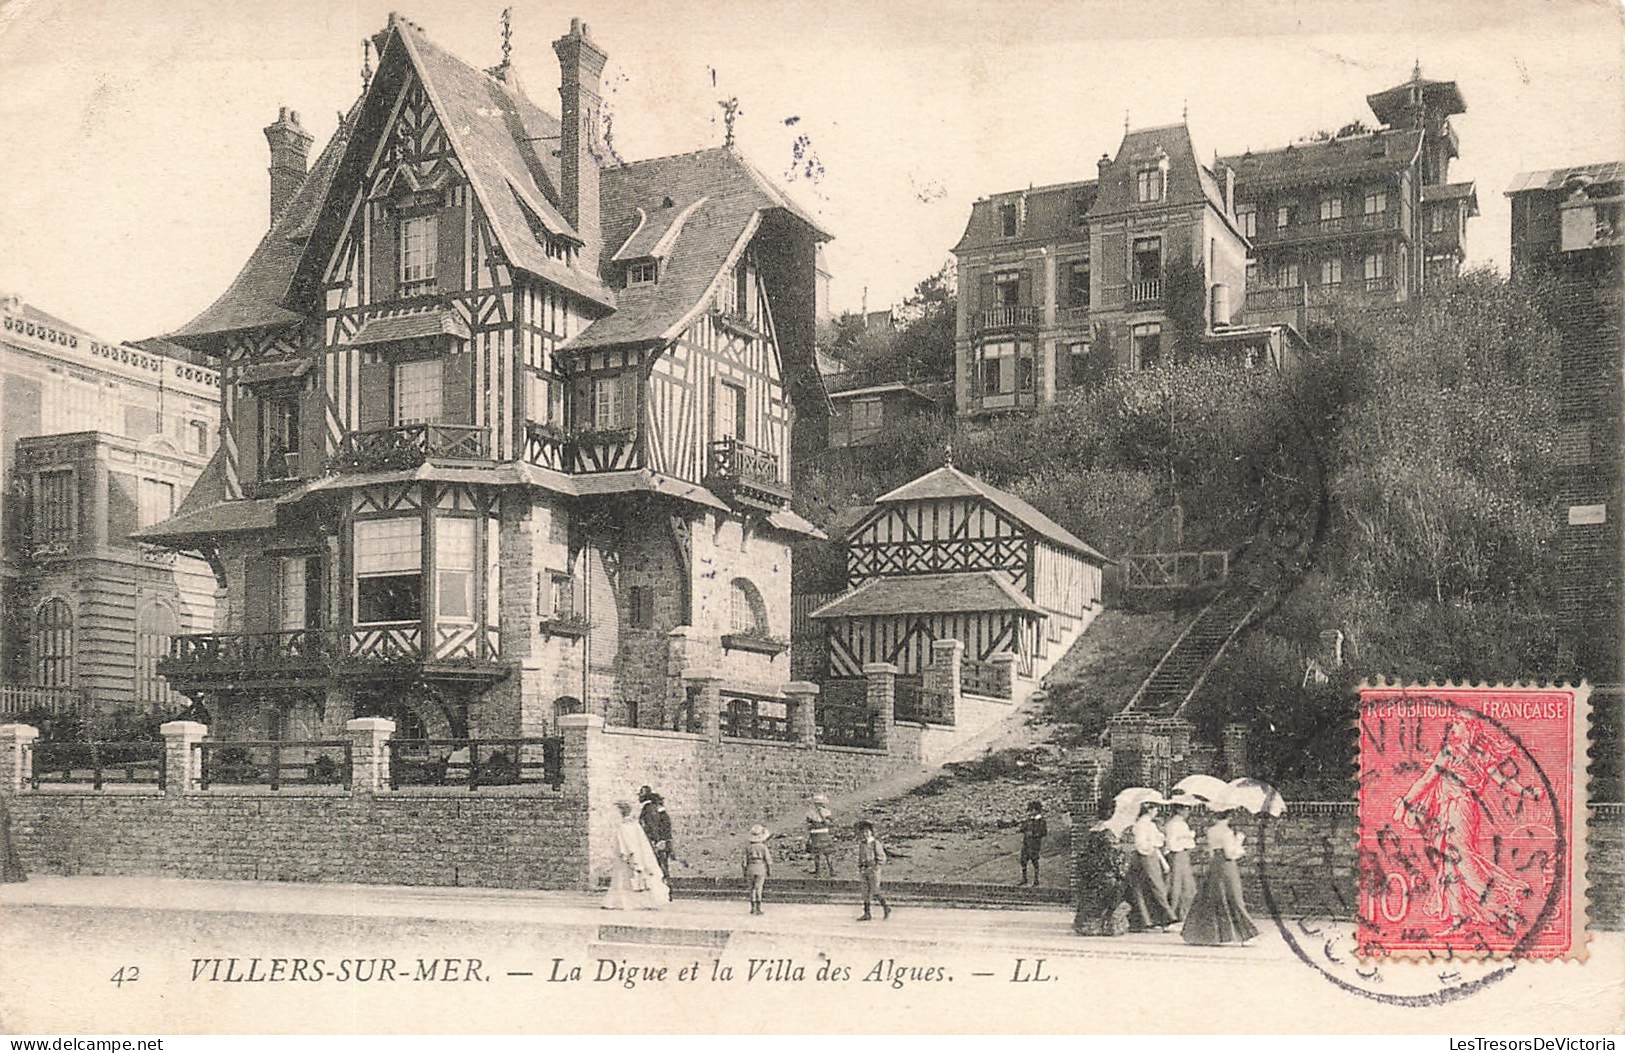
554 16 608 270
263 107 313 229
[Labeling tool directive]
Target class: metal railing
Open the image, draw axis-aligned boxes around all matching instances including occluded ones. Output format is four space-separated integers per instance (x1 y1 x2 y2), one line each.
1123 550 1232 590
167 629 337 667
194 740 353 791
893 674 952 724
1362 275 1396 293
976 305 1041 331
1061 305 1091 325
387 737 564 790
332 423 491 472
720 695 795 742
816 706 878 749
960 659 1010 699
30 740 165 791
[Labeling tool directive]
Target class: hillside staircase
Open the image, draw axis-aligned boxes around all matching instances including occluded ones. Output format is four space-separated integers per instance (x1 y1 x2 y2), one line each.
1118 452 1324 721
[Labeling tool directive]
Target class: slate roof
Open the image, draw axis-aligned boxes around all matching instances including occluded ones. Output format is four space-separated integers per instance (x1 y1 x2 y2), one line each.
1366 74 1465 125
953 179 1096 253
349 306 469 345
1422 181 1479 216
170 16 827 358
1505 162 1625 195
873 464 1112 564
1220 129 1423 193
571 147 830 350
809 571 1044 620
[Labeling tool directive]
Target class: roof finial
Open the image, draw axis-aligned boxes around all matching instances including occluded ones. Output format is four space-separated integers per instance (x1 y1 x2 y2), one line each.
499 6 513 69
719 96 742 149
1124 110 1130 135
1182 98 1188 122
1412 58 1422 81
944 441 954 469
361 38 373 91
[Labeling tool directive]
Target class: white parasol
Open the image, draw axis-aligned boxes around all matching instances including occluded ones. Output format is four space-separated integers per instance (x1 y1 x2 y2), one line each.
1091 786 1167 835
1170 773 1234 810
1227 777 1287 817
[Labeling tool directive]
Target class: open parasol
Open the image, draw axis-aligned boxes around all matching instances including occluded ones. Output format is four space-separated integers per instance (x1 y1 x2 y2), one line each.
1226 777 1287 817
1170 773 1233 810
1091 786 1166 835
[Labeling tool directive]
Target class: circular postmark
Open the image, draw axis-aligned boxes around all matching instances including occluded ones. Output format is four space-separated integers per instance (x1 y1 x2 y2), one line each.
1254 691 1567 1006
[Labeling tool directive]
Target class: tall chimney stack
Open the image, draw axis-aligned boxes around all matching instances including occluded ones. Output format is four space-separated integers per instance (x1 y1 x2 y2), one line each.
263 107 313 227
553 18 607 270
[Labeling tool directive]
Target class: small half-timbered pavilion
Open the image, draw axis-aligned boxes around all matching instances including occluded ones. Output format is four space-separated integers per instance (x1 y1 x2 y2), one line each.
811 463 1110 680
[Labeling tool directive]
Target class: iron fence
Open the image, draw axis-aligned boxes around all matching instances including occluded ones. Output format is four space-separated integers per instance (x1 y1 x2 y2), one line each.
194 740 353 791
387 737 564 790
816 706 878 749
719 694 794 742
29 740 165 791
960 659 1010 699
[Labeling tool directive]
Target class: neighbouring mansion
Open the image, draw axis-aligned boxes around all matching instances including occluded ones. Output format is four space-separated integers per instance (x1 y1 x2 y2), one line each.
139 14 830 744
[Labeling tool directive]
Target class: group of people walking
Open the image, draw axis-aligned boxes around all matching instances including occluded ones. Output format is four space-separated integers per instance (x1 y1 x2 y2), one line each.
602 788 894 921
1079 790 1261 946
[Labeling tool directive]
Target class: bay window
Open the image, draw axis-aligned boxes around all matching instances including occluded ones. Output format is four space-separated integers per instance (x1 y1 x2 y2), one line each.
354 518 422 625
435 518 476 622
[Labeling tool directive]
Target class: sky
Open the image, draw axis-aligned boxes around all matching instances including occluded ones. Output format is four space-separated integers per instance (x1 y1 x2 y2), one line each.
0 0 1621 344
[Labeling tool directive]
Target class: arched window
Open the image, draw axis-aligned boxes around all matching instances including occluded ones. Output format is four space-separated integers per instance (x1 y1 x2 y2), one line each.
728 578 768 636
33 598 74 687
136 603 179 707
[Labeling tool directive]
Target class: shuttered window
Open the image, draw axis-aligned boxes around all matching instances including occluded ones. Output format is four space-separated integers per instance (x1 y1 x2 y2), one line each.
137 604 178 707
400 214 438 287
394 359 442 425
139 478 174 528
354 518 422 625
35 470 74 543
33 598 73 687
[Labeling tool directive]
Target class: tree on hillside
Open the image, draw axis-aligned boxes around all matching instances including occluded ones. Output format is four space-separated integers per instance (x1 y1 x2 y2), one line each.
821 263 956 387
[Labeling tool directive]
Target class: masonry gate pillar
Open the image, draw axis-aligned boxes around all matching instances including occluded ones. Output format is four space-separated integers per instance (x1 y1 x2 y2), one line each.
0 724 39 794
783 681 819 745
926 638 962 724
346 717 396 794
160 721 208 796
863 662 897 751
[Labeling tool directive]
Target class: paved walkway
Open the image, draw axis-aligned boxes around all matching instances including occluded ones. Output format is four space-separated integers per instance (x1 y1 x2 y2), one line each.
1 875 1264 962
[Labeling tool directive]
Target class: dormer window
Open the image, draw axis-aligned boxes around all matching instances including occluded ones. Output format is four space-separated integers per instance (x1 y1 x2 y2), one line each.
999 203 1019 237
1135 165 1165 203
1071 194 1089 227
400 214 438 292
627 260 657 285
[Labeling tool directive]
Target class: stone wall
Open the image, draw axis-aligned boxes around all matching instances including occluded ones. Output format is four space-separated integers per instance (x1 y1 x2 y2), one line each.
7 791 588 889
578 715 925 884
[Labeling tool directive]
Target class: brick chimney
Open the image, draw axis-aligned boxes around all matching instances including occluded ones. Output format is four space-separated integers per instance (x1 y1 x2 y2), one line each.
263 107 313 228
553 18 606 269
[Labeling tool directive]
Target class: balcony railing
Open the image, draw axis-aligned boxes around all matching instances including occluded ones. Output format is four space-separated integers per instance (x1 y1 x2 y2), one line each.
161 627 502 682
1061 305 1091 326
1244 286 1307 311
975 305 1041 331
330 423 491 473
706 438 789 510
1362 275 1396 294
1252 209 1402 246
0 684 90 717
1127 279 1163 304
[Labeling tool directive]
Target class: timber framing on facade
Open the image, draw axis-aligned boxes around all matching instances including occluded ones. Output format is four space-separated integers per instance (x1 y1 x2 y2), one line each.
137 13 830 742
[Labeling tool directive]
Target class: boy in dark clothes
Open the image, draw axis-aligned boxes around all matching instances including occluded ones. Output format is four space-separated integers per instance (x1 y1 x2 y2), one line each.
1019 799 1048 886
855 820 891 921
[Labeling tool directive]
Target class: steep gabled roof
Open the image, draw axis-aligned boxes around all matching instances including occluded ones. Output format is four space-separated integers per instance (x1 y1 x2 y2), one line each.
1220 128 1423 194
809 571 1044 620
569 147 830 350
873 464 1111 564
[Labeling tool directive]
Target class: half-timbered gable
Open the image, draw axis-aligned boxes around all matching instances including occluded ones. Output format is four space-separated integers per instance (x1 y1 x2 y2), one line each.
813 464 1109 679
141 13 829 745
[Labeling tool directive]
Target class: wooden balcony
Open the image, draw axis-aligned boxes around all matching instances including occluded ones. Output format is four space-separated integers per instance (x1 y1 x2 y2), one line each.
330 423 491 473
161 627 504 685
1251 209 1403 247
706 438 789 511
975 305 1041 332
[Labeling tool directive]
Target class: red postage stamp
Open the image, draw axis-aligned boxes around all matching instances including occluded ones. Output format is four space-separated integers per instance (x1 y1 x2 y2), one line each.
1356 683 1591 961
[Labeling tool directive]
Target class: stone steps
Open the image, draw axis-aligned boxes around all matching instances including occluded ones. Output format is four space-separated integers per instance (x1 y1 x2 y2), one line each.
668 876 1070 910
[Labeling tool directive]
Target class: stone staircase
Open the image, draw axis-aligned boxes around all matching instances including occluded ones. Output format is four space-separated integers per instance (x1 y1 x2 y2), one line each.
1120 589 1261 718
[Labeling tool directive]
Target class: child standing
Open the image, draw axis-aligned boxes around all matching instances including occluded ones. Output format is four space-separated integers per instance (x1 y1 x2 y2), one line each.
855 819 892 921
805 793 836 876
743 824 772 915
1018 799 1048 886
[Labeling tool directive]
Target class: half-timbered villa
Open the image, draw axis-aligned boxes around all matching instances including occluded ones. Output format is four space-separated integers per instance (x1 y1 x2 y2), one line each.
810 463 1110 691
138 13 827 742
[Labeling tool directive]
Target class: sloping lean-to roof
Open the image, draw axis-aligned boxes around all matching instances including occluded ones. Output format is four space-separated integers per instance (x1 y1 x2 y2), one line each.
809 571 1045 620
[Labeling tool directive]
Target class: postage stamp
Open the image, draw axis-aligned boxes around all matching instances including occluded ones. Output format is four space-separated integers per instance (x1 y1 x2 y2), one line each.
1355 683 1591 961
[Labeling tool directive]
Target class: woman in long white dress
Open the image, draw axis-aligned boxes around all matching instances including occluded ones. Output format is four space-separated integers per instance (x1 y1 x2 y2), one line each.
603 800 670 910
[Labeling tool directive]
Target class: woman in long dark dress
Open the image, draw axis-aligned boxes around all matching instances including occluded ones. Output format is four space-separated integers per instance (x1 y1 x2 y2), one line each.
1181 810 1258 946
1073 803 1132 936
1 794 27 882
